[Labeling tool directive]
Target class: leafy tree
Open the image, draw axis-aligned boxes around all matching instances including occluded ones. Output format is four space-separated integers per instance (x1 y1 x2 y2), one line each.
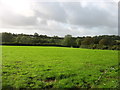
34 33 39 37
15 35 22 43
0 33 2 44
76 38 81 47
81 37 94 45
1 32 120 50
62 35 73 47
93 36 100 44
99 39 109 45
19 36 32 44
2 32 14 42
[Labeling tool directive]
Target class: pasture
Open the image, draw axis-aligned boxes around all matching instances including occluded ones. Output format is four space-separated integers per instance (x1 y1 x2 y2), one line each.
2 46 119 88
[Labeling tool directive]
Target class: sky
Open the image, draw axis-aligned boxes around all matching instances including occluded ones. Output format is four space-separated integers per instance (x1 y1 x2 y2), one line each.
0 0 118 37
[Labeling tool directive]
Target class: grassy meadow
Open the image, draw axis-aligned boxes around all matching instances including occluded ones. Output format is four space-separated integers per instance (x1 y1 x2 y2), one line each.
2 46 119 88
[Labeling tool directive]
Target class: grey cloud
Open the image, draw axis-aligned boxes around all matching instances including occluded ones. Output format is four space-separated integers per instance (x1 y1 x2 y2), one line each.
62 2 117 28
1 11 36 26
0 1 118 36
33 2 67 23
34 2 117 30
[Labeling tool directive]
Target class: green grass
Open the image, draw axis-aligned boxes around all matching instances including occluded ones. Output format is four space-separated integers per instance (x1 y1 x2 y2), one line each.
2 46 119 88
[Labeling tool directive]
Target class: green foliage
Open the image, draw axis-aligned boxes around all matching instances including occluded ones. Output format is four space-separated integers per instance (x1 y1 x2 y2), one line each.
99 39 108 45
1 32 120 50
2 32 14 42
34 33 39 37
2 46 119 89
76 38 81 47
81 37 94 45
62 35 73 47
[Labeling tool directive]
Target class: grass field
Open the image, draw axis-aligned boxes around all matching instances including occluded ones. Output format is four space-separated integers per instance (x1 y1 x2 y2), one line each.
2 46 119 88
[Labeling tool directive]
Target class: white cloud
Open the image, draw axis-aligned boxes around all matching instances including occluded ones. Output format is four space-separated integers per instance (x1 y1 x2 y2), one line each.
0 0 118 36
1 0 35 17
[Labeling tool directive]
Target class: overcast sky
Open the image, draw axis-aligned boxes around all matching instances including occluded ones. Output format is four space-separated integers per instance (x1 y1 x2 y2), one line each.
0 0 118 37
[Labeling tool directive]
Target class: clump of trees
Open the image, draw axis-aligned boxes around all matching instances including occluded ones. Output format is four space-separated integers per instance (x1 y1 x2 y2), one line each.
1 32 120 50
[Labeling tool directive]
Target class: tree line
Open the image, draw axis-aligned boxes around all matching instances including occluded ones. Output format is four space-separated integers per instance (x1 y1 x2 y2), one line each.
1 32 120 50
